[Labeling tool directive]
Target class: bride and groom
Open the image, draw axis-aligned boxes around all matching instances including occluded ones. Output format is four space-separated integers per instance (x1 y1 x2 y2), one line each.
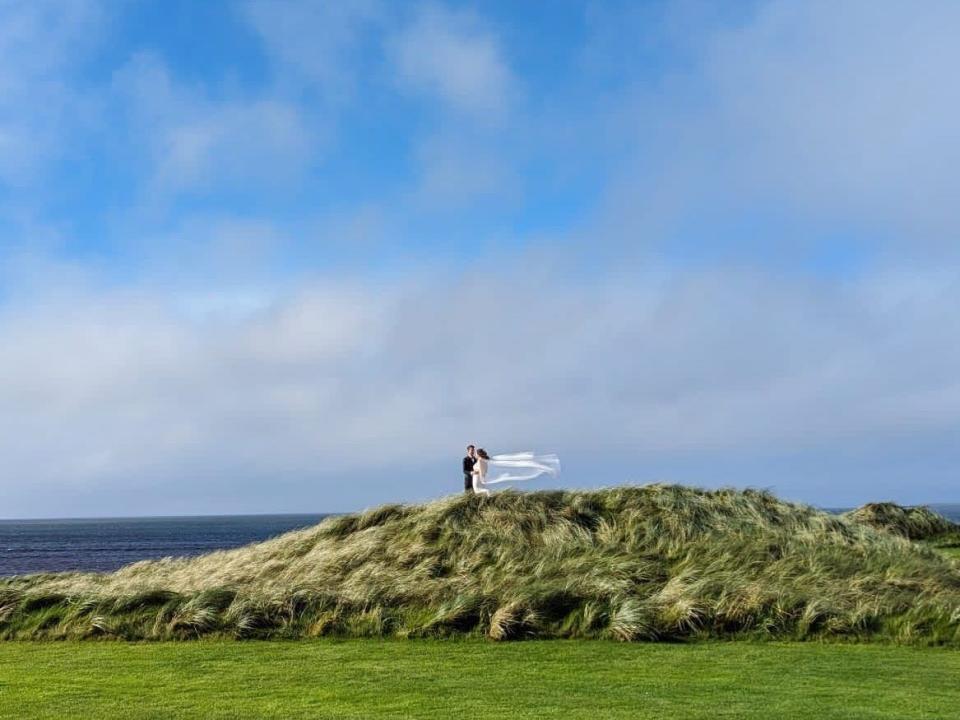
461 445 560 495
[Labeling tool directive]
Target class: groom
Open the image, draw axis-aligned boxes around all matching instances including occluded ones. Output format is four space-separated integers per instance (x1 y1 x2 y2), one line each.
462 445 476 493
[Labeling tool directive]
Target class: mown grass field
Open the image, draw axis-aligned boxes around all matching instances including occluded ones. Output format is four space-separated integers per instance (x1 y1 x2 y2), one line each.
0 640 958 719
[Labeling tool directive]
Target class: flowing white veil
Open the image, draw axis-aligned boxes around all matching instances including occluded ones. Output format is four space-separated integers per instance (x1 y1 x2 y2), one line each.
483 452 560 485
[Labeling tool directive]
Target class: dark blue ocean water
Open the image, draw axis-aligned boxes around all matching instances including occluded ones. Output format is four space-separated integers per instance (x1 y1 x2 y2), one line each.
0 514 327 576
931 504 960 522
0 505 957 578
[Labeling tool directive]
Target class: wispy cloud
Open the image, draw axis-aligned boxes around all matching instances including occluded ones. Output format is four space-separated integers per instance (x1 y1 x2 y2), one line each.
112 53 314 201
410 131 516 209
389 3 515 121
0 0 103 186
243 0 384 101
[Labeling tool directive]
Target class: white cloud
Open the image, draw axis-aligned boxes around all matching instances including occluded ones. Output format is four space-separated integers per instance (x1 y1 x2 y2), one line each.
124 213 288 287
704 0 960 238
4 1 960 518
390 3 515 120
243 0 383 100
410 132 515 209
2 263 960 515
0 0 102 186
158 102 309 192
112 53 315 199
593 0 960 253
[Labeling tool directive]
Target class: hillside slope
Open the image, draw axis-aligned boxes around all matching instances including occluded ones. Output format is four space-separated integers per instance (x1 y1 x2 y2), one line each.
2 485 959 642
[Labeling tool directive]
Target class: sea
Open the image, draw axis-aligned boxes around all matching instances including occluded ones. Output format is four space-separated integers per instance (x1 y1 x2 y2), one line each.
0 514 327 577
1 505 958 578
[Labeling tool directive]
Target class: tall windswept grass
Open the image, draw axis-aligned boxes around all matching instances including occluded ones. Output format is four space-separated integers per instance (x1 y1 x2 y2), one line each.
2 484 959 643
844 502 958 540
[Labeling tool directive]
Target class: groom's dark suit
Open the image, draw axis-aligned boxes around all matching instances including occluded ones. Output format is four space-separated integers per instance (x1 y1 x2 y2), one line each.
463 455 476 492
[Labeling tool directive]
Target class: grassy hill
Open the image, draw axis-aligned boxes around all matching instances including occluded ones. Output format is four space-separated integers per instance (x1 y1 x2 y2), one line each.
843 502 958 540
2 484 959 642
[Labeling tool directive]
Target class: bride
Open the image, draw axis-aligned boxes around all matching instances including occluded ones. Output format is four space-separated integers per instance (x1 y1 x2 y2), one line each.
472 449 560 495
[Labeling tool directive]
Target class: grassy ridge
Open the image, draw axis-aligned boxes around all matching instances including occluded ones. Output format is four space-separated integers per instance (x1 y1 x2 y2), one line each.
844 502 958 540
843 501 960 561
1 484 959 642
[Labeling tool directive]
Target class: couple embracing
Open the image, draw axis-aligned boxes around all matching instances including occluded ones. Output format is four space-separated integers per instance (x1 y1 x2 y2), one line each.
462 445 560 496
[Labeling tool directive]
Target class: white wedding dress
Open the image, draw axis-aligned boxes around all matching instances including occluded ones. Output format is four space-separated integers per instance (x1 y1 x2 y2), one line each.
473 452 560 495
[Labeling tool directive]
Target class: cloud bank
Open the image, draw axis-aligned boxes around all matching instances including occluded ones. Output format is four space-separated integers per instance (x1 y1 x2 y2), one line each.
2 263 959 516
1 1 959 516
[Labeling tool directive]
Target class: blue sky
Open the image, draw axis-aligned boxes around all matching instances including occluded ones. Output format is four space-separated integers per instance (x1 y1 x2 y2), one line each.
2 0 959 517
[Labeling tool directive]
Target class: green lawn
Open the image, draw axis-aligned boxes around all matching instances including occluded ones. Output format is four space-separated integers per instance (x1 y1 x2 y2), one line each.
0 641 958 719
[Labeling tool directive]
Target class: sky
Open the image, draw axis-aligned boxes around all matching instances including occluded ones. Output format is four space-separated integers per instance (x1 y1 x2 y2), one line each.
1 0 959 517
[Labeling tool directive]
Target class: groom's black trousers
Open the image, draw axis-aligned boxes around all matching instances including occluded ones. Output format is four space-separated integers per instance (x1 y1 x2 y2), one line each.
464 474 473 492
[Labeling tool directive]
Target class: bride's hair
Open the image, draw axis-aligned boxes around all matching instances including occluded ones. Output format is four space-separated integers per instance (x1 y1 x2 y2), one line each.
476 448 490 459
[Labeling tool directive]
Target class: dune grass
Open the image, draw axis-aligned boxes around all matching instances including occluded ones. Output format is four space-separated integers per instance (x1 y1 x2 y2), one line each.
2 485 959 643
935 545 960 561
1 640 958 719
844 502 958 540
